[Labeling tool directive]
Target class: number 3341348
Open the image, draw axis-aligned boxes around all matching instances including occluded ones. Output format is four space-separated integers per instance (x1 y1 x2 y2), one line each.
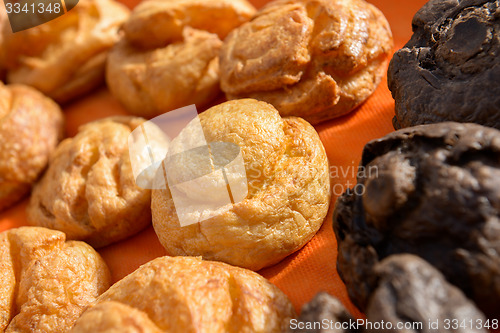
5 1 62 14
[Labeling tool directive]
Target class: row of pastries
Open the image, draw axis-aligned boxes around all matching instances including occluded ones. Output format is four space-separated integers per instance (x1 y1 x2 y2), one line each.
1 0 499 331
1 0 372 330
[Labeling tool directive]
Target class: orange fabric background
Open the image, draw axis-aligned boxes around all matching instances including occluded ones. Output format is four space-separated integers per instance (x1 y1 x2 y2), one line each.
0 0 429 318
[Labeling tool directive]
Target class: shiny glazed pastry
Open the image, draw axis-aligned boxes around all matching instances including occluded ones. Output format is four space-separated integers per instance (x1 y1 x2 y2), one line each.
107 0 256 118
152 99 331 270
27 116 151 248
0 82 64 211
1 0 129 103
70 256 296 333
0 227 111 332
219 0 393 124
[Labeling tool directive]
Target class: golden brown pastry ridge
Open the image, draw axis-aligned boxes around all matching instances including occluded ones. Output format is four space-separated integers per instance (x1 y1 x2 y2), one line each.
219 0 394 124
27 116 151 248
122 0 258 49
107 27 222 119
0 82 64 211
151 99 331 270
1 0 129 103
70 256 296 333
106 0 256 118
0 227 111 332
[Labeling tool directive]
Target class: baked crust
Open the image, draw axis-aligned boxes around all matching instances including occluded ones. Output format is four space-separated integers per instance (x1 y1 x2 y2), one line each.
151 99 331 270
107 27 222 119
106 0 256 118
0 82 64 211
70 301 163 333
122 0 257 49
0 227 111 332
70 256 296 333
1 0 129 103
220 0 393 124
27 116 151 248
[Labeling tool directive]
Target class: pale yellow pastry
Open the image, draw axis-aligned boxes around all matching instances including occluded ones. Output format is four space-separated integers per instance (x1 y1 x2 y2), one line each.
151 99 331 270
107 0 256 118
0 82 64 211
219 0 394 124
70 256 296 333
27 116 151 248
0 227 111 332
1 0 129 103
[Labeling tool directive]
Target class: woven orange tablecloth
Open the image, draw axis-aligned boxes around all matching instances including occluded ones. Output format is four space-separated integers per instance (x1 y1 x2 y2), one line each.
0 0 429 317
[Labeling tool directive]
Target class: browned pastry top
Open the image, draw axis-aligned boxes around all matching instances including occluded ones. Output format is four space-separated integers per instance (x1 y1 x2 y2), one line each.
1 0 129 103
220 0 393 124
106 0 256 118
0 82 64 211
123 0 257 49
71 256 296 333
152 99 331 270
107 26 222 118
27 116 152 248
0 227 111 332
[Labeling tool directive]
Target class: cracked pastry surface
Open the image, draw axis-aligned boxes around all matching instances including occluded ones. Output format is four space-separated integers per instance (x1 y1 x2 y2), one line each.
388 0 500 129
152 99 331 270
219 0 393 124
70 256 296 333
0 0 129 103
333 122 500 317
27 116 151 248
107 0 256 118
0 82 64 211
0 227 111 332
